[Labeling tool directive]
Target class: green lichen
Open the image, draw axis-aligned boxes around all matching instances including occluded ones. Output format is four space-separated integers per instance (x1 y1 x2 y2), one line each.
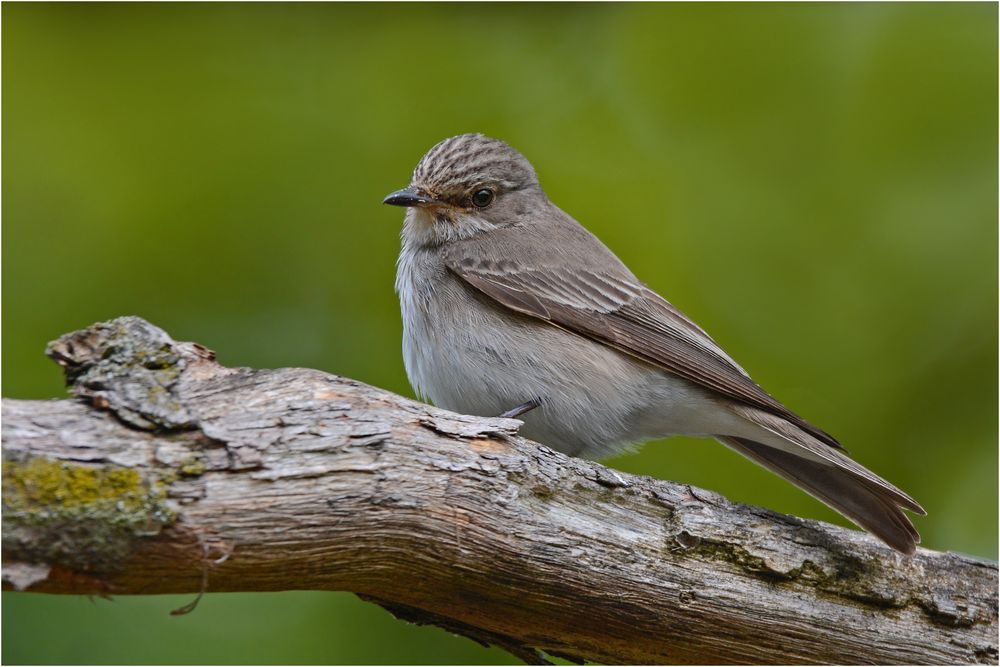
693 538 789 581
156 469 179 486
690 537 909 615
2 457 177 572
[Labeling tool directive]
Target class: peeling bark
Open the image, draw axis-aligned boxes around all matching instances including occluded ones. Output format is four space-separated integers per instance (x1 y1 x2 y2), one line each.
2 317 997 665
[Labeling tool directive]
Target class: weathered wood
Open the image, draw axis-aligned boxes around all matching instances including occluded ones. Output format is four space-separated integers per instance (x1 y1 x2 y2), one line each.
2 317 997 665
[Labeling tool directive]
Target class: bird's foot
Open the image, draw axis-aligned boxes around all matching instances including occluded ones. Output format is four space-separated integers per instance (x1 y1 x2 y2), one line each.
497 399 541 419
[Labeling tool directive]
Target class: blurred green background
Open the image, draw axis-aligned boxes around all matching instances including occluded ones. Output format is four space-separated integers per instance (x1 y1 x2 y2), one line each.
3 2 996 664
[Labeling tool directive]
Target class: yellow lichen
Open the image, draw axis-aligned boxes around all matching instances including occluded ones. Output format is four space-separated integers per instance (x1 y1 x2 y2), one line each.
180 455 206 477
3 458 150 512
2 457 177 572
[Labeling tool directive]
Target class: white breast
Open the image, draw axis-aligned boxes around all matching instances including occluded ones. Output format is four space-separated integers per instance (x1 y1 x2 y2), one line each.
395 240 446 404
398 242 741 460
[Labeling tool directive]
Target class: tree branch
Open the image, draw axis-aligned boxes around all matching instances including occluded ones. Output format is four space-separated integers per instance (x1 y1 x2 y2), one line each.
2 317 996 665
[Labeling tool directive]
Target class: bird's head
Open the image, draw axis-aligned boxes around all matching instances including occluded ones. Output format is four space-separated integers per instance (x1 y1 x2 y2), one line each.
384 133 545 246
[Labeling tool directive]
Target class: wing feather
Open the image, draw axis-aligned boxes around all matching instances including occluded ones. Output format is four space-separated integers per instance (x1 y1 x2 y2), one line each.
444 247 843 450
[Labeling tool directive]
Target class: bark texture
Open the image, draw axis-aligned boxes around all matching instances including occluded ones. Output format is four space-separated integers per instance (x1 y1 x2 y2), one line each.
2 317 997 665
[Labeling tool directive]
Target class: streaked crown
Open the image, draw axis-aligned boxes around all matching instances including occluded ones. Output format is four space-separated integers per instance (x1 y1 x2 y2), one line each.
411 133 539 196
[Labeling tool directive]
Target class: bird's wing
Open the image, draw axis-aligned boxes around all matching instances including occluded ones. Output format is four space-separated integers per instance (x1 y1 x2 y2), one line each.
443 245 843 450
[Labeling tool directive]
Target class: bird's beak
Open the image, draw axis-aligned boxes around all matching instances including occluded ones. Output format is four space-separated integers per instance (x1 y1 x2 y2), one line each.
383 187 443 208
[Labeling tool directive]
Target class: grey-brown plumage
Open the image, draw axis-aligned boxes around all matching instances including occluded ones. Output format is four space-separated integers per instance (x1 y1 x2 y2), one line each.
386 133 925 554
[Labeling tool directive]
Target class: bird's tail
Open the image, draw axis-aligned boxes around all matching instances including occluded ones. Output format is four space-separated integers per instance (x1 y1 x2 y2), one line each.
717 435 923 554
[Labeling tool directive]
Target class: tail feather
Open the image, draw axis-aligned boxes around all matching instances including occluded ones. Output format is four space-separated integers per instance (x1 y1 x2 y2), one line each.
728 403 925 515
718 436 921 554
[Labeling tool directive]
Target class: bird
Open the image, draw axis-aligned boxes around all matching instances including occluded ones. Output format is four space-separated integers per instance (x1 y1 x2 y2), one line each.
384 133 924 554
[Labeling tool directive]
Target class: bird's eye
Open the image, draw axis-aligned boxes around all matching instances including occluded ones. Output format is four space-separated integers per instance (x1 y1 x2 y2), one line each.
471 188 495 208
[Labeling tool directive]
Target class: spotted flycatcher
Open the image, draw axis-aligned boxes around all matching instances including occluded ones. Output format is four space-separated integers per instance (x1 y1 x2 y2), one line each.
386 133 924 553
